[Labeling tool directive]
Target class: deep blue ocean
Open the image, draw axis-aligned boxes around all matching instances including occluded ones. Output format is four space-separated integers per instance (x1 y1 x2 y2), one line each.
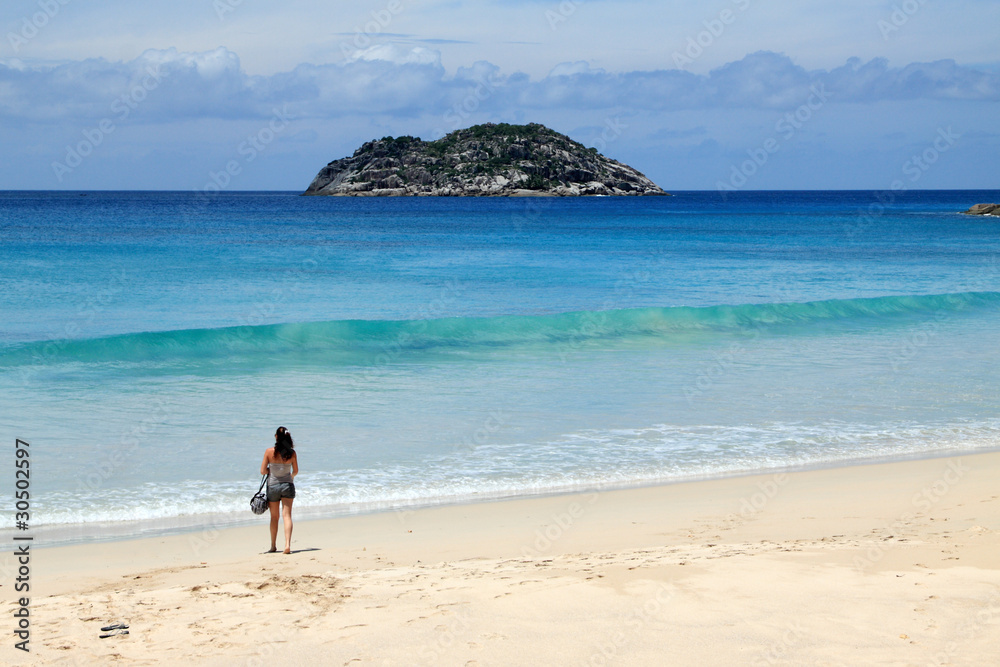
2 190 999 544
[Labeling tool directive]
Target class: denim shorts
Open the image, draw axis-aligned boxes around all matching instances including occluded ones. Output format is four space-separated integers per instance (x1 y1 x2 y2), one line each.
267 482 295 502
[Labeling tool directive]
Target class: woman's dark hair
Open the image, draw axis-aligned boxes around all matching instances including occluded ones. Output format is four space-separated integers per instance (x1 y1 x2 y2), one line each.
274 426 295 461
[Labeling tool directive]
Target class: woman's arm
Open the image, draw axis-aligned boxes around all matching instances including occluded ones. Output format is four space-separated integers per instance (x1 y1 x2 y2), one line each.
291 451 299 480
260 448 272 476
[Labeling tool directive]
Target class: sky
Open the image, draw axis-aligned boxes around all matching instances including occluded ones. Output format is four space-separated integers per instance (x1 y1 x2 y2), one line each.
1 0 998 191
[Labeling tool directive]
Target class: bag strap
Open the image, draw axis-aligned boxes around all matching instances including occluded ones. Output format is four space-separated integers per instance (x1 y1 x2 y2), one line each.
256 472 268 494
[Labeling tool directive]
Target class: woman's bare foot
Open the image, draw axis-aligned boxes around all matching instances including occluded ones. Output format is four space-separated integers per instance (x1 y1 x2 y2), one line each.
283 548 291 554
267 547 277 553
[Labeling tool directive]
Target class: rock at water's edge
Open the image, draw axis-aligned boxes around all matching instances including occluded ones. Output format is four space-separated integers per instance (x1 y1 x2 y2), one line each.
962 203 1000 216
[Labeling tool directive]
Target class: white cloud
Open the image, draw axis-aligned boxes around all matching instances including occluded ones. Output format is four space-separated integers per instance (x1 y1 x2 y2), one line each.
348 45 443 67
139 46 240 79
548 61 604 77
3 47 995 127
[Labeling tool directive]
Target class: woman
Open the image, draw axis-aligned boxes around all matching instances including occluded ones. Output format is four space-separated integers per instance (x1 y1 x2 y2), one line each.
260 426 298 554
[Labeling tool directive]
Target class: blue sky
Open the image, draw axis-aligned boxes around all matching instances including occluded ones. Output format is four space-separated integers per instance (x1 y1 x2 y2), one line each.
1 0 998 190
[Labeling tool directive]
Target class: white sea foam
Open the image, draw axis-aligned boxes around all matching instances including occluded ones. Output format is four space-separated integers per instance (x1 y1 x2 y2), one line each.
17 418 1000 541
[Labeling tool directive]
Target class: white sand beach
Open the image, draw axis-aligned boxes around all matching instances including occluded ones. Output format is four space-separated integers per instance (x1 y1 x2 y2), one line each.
4 452 999 666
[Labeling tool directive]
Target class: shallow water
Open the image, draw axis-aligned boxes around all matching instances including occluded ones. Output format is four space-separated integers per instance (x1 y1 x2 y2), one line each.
2 190 999 544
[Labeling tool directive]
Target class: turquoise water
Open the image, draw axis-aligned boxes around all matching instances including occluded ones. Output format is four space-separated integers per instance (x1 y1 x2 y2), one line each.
2 190 999 543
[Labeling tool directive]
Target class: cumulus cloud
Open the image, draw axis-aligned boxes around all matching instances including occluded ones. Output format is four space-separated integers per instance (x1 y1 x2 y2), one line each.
0 47 253 121
515 51 1000 110
548 61 605 77
0 47 996 125
348 44 442 67
825 56 1000 101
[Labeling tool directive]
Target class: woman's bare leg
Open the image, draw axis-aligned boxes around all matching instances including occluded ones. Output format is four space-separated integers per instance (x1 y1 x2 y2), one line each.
268 501 280 552
281 498 294 553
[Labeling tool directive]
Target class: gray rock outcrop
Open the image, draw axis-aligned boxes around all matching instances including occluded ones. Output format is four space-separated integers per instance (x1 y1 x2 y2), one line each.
303 123 667 197
962 203 1000 216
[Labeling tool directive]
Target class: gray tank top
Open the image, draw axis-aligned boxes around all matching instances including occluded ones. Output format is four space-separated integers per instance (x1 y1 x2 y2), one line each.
268 461 294 485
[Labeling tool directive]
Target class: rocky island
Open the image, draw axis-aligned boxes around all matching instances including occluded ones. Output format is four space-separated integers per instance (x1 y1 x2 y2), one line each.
303 123 667 197
962 203 1000 216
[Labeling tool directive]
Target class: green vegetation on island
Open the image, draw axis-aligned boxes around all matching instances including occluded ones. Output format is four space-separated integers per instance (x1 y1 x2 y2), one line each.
303 123 667 197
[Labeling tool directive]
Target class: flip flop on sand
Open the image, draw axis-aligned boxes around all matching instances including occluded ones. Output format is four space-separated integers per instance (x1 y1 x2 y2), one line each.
100 623 129 632
99 629 129 639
